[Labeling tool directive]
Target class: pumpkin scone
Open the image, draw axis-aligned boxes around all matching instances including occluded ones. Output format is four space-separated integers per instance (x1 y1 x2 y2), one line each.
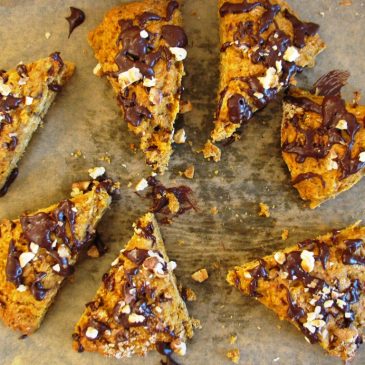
204 0 325 160
282 70 365 208
0 179 117 335
227 223 365 361
0 53 75 196
89 0 188 173
73 213 193 361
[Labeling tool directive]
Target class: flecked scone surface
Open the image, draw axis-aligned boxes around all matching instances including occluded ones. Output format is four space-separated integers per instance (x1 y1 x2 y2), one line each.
228 223 365 361
0 53 75 193
0 181 113 335
205 0 325 160
282 78 365 209
73 213 193 359
88 0 187 173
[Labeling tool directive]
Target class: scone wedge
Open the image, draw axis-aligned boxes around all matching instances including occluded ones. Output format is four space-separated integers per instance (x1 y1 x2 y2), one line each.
89 0 187 173
227 223 365 361
282 70 365 208
0 179 117 335
0 53 75 196
205 0 325 160
73 213 193 360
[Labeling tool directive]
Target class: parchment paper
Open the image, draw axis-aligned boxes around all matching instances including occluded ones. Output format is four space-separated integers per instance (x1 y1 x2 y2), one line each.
1 1 365 364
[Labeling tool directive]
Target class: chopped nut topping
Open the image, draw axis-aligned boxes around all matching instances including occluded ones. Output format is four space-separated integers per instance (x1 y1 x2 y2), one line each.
174 128 186 144
283 46 300 62
274 251 286 265
25 96 33 105
0 81 12 96
85 326 99 340
171 339 187 356
191 268 209 283
17 285 27 292
52 264 61 273
140 30 149 39
135 178 149 191
19 252 35 268
336 119 348 130
300 250 315 273
143 77 156 87
93 63 102 76
359 152 365 162
118 67 143 89
29 242 39 254
258 67 279 90
169 47 187 61
258 202 270 217
58 245 70 258
128 313 145 323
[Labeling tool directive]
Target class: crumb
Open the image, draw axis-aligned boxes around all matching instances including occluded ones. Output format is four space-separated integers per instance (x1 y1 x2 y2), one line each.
273 357 280 363
229 335 237 345
191 318 202 329
211 206 218 215
339 0 352 5
93 63 102 76
45 32 51 39
183 165 195 179
353 91 361 107
98 154 111 164
226 349 240 364
88 166 106 179
174 128 187 144
319 11 325 17
135 178 149 191
71 150 84 158
130 143 137 152
281 229 289 241
214 170 219 175
177 240 184 246
127 181 132 188
191 268 209 283
258 202 270 217
179 100 193 114
87 245 100 258
211 262 220 270
202 140 221 162
166 192 180 214
184 287 197 301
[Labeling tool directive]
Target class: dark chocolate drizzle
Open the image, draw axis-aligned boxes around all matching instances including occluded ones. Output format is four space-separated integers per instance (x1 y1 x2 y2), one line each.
6 240 23 286
161 25 188 48
66 7 86 38
30 272 48 301
291 172 326 189
123 248 150 266
342 239 365 265
16 64 28 78
0 168 19 197
283 71 365 181
248 258 268 297
157 342 181 365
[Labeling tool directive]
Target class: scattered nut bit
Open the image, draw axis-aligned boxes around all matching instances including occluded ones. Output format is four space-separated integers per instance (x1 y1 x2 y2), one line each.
93 63 102 76
88 166 105 179
274 251 286 265
171 339 187 356
229 334 237 345
17 285 27 292
258 202 270 217
191 317 202 329
183 165 195 179
128 313 145 323
226 348 240 364
202 140 221 162
281 229 289 241
135 178 149 192
19 252 35 268
191 268 209 283
211 206 219 215
87 245 100 258
118 66 143 89
45 32 51 39
174 128 187 144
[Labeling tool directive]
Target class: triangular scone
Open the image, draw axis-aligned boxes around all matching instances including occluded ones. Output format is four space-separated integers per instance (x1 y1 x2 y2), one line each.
0 179 117 335
282 71 365 208
227 223 365 361
0 53 75 196
204 0 325 160
73 213 193 359
89 0 187 173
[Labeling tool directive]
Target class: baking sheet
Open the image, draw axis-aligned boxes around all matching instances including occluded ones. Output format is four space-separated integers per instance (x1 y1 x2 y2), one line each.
1 1 365 364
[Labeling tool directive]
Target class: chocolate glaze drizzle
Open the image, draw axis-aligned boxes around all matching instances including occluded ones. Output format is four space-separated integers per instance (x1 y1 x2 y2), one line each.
66 7 86 38
283 70 365 184
6 240 23 287
0 168 19 197
217 1 319 129
113 1 187 127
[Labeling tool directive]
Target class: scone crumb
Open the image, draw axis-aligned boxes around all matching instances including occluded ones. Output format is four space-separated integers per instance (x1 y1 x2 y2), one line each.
183 287 197 302
281 229 289 241
258 202 270 217
180 100 193 114
226 348 240 364
211 206 219 215
229 334 237 345
191 317 202 329
192 268 209 283
87 245 100 258
174 128 187 144
98 154 111 164
183 165 195 179
202 140 221 162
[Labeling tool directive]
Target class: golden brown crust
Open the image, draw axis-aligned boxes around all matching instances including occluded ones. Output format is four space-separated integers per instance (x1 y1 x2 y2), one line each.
227 223 365 360
207 0 325 160
73 212 193 359
281 87 365 208
0 53 75 193
88 0 187 173
0 180 114 335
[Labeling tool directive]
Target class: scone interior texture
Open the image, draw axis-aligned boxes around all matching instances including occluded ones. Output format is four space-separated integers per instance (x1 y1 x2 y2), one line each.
0 53 75 196
73 212 193 360
227 223 365 360
89 0 187 173
0 179 115 335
